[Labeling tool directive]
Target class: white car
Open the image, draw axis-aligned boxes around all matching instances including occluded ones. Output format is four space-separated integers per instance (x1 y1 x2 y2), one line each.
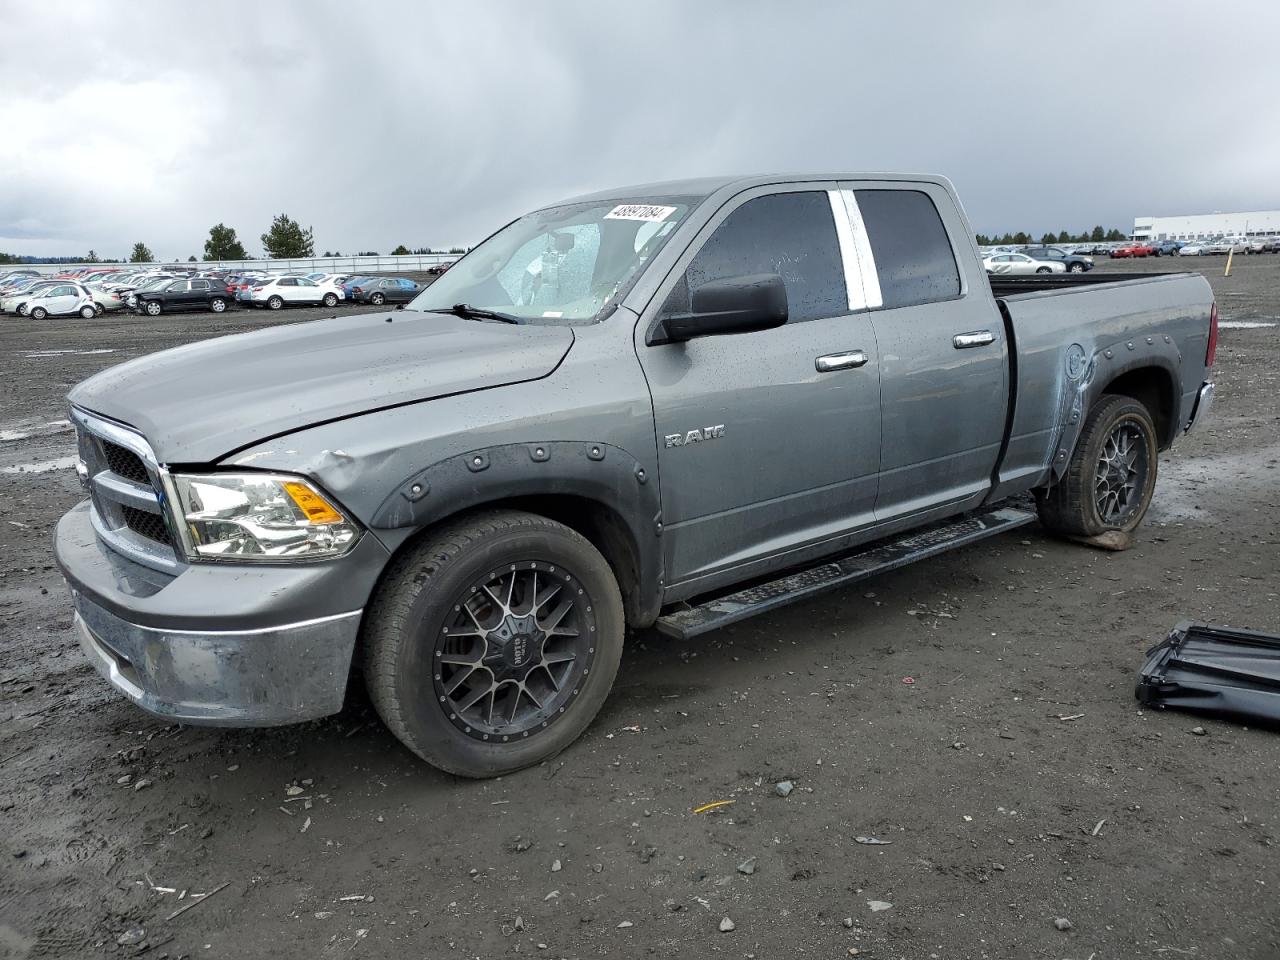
0 279 57 313
247 276 339 310
20 282 97 319
982 252 1067 275
1177 242 1206 256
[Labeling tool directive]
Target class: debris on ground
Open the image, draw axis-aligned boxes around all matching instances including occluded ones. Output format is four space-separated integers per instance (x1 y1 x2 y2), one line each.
692 799 735 814
854 836 892 845
736 857 757 875
1136 621 1280 726
164 881 230 921
866 900 893 912
1068 529 1132 551
719 917 735 932
1054 917 1073 931
774 781 794 798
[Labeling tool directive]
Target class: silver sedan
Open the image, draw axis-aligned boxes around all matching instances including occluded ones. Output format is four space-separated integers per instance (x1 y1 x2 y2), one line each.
982 252 1068 275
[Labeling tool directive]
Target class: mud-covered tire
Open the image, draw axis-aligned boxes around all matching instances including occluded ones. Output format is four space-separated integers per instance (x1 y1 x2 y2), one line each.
363 509 625 778
1036 394 1158 537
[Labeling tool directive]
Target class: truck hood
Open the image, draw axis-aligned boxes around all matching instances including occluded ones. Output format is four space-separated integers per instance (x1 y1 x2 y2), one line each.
70 311 575 462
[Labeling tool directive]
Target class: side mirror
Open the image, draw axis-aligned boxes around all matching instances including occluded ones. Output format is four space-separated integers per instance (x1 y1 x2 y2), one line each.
655 273 788 344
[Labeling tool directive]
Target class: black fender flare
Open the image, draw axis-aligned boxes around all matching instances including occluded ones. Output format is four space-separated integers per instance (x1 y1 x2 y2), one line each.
371 441 664 626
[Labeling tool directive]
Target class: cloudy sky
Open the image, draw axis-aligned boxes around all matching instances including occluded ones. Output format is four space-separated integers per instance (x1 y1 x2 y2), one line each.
3 1 1278 259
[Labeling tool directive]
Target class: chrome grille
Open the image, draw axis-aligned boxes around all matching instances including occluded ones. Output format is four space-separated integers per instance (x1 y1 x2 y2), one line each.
102 441 149 484
121 505 171 544
72 407 184 574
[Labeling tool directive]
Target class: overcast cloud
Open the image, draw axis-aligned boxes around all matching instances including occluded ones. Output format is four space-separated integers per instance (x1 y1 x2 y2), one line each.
2 1 1278 259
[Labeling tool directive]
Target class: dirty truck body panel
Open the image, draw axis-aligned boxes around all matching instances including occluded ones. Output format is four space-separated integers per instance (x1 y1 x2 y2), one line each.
54 172 1216 733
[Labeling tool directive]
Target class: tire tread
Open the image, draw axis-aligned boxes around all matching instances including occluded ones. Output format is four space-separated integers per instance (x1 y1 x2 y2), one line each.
1037 394 1156 537
363 509 622 776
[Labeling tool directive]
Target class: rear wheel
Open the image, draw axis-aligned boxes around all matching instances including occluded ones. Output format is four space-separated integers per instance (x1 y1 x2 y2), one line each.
1035 266 1052 274
267 295 283 310
371 292 386 305
144 301 162 316
364 510 625 778
323 292 338 307
210 297 227 313
1036 395 1158 538
79 305 96 319
29 306 47 320
94 303 105 316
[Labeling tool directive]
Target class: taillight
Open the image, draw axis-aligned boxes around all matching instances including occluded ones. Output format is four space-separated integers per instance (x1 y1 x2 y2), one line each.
1205 302 1218 367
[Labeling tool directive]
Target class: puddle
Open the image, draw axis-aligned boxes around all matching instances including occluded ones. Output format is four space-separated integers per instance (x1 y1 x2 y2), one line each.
20 349 117 358
1150 442 1280 523
0 419 73 443
0 456 78 475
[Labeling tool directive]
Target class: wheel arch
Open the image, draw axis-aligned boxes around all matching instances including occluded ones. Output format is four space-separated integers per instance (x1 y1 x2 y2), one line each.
368 442 664 627
1099 364 1178 449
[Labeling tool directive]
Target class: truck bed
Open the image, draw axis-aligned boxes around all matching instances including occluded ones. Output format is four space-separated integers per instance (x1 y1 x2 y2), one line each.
988 270 1215 500
987 272 1182 298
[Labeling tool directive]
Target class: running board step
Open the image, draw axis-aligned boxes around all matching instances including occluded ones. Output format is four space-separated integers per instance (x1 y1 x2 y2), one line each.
654 506 1036 640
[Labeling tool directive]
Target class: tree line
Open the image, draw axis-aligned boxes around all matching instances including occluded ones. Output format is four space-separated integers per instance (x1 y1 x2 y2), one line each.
975 226 1129 246
3 214 463 265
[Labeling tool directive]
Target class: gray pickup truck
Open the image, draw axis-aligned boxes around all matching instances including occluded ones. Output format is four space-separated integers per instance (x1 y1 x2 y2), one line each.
55 174 1217 777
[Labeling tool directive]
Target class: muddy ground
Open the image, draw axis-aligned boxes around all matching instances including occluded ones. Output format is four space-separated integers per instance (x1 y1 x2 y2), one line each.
1 257 1278 960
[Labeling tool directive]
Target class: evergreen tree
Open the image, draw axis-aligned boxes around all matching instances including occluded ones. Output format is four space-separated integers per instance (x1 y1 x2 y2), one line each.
204 223 249 261
260 213 315 258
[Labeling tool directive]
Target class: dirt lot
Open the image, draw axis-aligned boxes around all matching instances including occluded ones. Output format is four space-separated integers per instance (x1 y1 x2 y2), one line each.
2 258 1278 960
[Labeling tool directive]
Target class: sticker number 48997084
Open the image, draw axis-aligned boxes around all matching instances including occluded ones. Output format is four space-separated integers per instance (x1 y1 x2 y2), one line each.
605 204 677 222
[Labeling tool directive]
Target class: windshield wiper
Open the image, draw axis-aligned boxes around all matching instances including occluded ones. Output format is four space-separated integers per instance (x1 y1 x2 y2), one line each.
428 303 522 325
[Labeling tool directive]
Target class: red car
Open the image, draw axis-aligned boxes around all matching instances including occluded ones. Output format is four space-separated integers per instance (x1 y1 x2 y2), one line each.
1111 242 1155 258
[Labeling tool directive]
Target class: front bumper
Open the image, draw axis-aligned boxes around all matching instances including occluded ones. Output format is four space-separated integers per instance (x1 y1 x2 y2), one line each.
73 591 361 725
56 501 388 726
1185 381 1215 434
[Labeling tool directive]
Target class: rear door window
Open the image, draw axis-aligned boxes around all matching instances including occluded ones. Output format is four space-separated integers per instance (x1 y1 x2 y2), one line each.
666 191 846 324
854 189 960 309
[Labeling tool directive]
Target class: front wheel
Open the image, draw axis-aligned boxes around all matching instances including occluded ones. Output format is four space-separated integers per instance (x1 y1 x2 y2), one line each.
363 510 625 778
210 297 227 313
1035 266 1052 274
323 292 338 307
1068 262 1086 273
144 301 162 316
1036 395 1158 538
267 295 283 310
29 306 48 320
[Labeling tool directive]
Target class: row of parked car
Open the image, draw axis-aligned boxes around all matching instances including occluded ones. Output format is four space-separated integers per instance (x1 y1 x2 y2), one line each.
0 267 429 319
981 244 1095 275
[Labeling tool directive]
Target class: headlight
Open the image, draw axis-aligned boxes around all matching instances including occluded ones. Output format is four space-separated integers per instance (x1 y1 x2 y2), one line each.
170 473 359 561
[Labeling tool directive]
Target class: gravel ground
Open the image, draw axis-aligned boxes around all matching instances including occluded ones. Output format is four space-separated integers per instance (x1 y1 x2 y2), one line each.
1 256 1278 960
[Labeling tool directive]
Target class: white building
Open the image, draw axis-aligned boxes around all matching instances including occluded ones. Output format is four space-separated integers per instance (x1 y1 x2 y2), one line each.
1133 209 1280 241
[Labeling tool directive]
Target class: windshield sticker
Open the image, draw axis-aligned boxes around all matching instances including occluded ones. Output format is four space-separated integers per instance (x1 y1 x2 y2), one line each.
541 311 564 318
605 204 677 223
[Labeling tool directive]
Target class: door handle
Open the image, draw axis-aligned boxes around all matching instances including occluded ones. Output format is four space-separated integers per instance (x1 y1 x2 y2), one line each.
953 330 995 349
815 350 869 372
